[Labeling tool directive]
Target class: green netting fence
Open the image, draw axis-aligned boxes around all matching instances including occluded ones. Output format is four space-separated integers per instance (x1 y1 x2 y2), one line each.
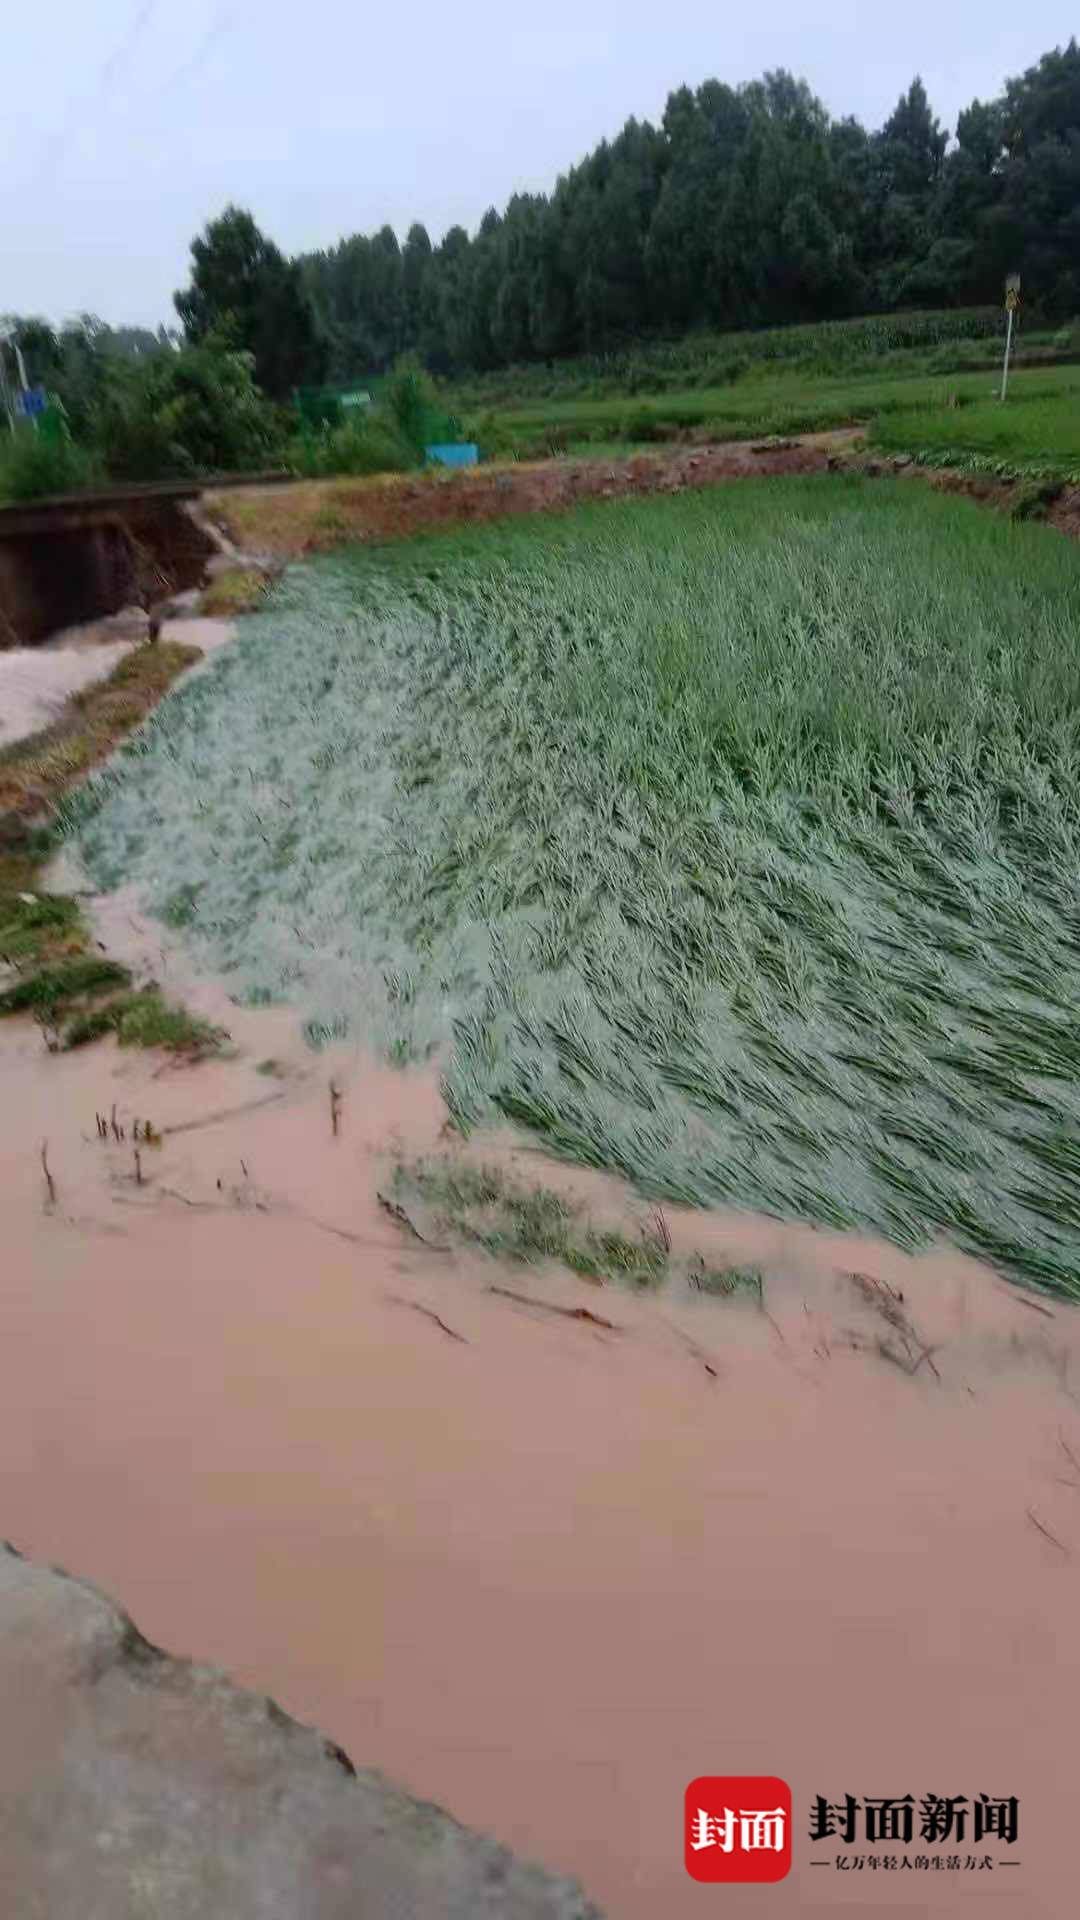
294 381 382 430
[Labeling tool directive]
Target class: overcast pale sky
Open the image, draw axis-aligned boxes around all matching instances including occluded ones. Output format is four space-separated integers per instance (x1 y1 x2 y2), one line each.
2 2 1075 328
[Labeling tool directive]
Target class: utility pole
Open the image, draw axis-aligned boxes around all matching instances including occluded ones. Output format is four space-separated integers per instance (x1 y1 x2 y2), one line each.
1001 274 1020 402
0 333 15 435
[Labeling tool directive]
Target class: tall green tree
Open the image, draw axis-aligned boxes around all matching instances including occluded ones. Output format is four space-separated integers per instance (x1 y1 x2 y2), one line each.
877 77 947 201
175 206 324 399
998 39 1080 308
402 223 434 352
287 36 1080 377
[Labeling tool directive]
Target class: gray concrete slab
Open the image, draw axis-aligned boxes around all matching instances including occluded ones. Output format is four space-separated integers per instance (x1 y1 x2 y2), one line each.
0 1544 602 1920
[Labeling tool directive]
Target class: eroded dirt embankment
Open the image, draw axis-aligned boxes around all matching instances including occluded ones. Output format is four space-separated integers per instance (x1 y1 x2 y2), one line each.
2 888 1079 1917
914 461 1080 539
205 431 861 556
206 434 1080 562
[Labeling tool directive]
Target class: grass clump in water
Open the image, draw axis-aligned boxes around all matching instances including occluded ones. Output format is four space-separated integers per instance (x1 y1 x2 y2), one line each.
0 631 225 1059
61 988 226 1055
394 1159 675 1291
690 1262 765 1299
0 826 225 1057
0 953 129 1015
0 884 82 965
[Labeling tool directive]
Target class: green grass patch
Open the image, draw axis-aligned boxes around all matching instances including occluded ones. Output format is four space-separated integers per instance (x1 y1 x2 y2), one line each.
869 387 1080 478
448 308 1013 413
463 357 1076 456
0 928 225 1056
0 952 129 1015
200 568 270 617
0 885 82 964
61 988 226 1054
465 362 1080 462
0 824 225 1058
73 476 1080 1297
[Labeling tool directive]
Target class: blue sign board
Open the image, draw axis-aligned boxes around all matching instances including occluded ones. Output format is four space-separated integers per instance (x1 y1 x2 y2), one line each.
16 385 47 417
425 442 478 468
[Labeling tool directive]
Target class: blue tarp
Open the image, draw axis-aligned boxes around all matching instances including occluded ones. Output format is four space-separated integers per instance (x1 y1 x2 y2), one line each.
425 443 478 468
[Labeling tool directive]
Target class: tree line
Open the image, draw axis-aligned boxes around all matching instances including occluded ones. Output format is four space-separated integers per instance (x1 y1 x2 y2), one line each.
4 34 1079 454
197 36 1080 387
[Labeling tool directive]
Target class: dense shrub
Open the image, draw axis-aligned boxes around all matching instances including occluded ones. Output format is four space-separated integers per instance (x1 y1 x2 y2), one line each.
621 410 681 443
93 344 279 480
0 420 103 501
382 355 464 452
467 411 521 460
286 415 418 477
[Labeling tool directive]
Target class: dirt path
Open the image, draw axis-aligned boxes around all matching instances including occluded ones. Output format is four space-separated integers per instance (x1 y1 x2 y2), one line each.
2 891 1077 1915
206 431 863 557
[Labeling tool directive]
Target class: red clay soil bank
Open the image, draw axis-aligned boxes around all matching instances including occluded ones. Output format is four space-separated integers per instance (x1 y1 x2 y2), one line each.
209 433 859 558
1048 488 1080 537
341 438 843 544
884 460 1080 538
210 437 1080 561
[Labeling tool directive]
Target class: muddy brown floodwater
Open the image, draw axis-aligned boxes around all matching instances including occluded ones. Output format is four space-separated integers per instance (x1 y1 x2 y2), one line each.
0 608 236 750
0 627 136 748
1 898 1078 1917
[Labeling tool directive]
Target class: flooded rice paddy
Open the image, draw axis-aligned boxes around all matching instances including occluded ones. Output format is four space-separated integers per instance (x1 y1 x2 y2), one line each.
70 476 1080 1295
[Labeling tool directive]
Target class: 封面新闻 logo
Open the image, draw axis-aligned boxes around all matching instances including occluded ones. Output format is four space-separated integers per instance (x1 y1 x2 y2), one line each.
684 1776 792 1883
